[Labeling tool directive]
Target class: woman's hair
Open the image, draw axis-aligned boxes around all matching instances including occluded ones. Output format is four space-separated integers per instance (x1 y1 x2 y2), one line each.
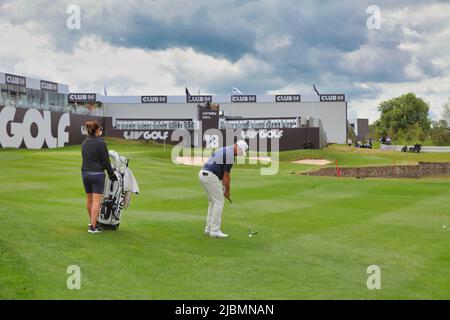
85 120 100 136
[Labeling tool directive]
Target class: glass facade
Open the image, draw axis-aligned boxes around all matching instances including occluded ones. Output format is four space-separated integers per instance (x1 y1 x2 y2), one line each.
0 83 102 116
0 83 67 110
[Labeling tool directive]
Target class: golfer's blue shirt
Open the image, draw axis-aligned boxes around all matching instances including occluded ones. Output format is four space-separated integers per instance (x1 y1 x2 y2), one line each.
203 146 234 180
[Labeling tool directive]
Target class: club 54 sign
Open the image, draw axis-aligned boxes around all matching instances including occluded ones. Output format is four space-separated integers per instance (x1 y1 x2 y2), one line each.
275 95 301 102
0 106 70 149
231 95 257 103
141 96 167 103
319 94 345 102
5 73 26 87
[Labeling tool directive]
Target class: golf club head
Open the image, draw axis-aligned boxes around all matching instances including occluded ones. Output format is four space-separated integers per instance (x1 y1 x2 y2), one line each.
249 226 258 236
228 198 258 237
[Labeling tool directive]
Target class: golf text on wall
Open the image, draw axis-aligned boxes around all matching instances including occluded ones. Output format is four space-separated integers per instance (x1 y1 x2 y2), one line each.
276 95 301 102
68 93 97 103
231 95 257 103
0 106 70 149
41 80 58 92
319 94 345 102
240 129 284 139
5 73 26 87
123 131 170 141
141 96 167 103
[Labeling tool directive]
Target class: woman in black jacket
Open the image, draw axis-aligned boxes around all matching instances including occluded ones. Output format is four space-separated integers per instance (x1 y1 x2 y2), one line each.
81 120 115 233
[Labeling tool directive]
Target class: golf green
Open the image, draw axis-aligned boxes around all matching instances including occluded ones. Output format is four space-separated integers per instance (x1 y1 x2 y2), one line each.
1 140 450 299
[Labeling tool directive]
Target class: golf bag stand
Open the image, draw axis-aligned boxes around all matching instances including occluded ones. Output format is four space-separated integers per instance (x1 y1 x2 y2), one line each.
98 171 124 230
97 152 129 230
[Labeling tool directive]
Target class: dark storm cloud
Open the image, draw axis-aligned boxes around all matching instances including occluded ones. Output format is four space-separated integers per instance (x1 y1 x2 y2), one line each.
104 13 255 61
72 0 421 90
88 1 369 63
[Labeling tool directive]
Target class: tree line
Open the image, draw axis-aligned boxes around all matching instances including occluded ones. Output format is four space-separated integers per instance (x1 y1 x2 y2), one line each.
371 93 450 146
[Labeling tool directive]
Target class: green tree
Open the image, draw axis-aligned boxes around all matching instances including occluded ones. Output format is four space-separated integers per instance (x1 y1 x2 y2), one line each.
375 93 431 139
368 123 378 139
442 99 450 123
431 120 450 146
347 124 357 143
403 123 426 143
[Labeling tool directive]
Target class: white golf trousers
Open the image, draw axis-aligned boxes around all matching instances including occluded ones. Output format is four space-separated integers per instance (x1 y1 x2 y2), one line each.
198 170 224 232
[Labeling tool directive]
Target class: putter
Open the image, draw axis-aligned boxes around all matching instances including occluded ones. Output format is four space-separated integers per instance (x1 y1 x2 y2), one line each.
227 198 258 237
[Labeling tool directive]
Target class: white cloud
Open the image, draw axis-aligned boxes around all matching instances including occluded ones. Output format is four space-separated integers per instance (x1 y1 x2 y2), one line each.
255 35 292 53
0 22 270 96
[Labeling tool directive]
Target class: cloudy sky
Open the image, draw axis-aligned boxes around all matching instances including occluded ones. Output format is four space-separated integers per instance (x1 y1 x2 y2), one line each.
0 0 449 122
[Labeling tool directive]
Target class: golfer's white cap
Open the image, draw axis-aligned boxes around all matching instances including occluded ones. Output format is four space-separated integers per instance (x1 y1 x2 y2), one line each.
236 140 248 156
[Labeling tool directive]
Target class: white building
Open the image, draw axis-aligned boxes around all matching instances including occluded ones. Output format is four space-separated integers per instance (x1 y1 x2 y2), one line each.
0 71 348 144
100 94 348 144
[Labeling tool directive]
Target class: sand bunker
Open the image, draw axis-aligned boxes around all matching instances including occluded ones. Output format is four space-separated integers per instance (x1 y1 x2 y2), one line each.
174 156 208 166
292 159 331 165
175 156 272 166
248 156 272 164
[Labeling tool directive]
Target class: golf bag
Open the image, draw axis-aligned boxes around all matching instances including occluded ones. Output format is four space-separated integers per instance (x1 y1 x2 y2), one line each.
97 151 129 230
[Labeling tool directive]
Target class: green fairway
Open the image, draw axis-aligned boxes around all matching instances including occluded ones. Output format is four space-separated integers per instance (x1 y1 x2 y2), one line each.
1 140 450 299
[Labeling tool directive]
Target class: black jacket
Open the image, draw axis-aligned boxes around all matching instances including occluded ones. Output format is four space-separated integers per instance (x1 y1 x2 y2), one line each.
81 136 114 176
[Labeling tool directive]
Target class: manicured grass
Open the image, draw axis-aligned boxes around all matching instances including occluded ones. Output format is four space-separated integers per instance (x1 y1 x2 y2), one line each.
1 140 450 299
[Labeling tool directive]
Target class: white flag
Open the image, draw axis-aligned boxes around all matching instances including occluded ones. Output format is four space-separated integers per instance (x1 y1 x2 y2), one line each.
232 86 244 95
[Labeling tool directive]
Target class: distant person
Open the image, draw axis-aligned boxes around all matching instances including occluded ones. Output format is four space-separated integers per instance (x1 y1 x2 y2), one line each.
348 138 352 146
386 136 392 145
369 137 373 147
303 140 313 149
198 140 249 238
81 121 116 234
380 136 386 144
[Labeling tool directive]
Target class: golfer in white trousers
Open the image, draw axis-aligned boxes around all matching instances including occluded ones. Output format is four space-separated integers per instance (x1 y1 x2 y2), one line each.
199 140 248 238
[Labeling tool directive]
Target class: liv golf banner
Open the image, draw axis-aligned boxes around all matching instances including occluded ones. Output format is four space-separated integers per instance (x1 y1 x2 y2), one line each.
0 106 103 149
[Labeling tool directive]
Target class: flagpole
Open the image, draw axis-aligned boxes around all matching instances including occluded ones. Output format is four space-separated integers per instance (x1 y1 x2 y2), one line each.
312 84 320 121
